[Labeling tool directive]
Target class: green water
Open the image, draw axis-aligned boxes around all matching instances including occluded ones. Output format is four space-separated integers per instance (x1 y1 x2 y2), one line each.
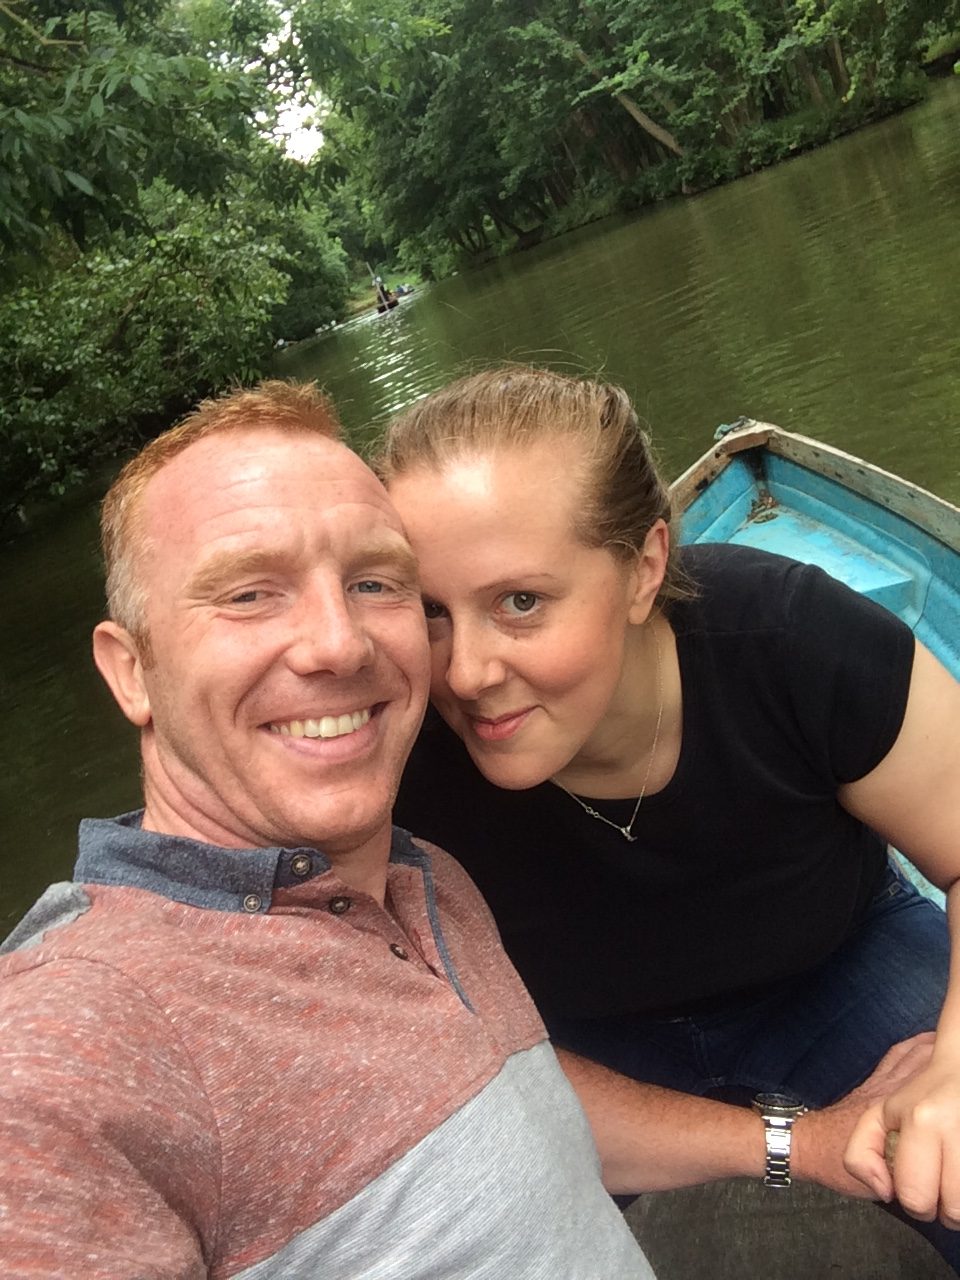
3 81 960 930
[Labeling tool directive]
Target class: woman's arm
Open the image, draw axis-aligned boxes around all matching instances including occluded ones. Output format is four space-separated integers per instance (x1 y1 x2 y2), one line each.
839 640 960 1225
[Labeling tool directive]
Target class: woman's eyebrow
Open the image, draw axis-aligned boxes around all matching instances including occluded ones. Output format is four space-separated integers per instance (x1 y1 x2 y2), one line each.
476 571 563 593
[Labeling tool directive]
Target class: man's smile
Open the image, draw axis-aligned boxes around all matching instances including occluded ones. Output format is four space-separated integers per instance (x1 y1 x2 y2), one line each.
267 707 374 739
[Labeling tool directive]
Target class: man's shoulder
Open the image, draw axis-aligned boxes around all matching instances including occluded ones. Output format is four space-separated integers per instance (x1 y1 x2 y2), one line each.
1 882 93 958
0 878 178 1009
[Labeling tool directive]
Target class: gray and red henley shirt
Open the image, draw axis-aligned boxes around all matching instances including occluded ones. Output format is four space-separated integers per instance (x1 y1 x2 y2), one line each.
0 813 653 1279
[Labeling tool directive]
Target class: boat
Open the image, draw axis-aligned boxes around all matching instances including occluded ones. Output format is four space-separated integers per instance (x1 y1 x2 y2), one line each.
671 417 960 904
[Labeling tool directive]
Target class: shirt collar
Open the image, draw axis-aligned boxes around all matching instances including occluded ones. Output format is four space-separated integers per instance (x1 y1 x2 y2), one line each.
74 811 428 914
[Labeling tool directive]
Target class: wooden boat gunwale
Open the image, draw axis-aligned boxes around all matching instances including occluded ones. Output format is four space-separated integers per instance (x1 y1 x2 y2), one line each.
670 419 960 556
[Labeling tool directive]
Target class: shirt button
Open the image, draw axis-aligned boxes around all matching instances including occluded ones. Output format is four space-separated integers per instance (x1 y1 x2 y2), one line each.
290 854 312 878
389 943 409 961
242 893 263 913
328 896 352 915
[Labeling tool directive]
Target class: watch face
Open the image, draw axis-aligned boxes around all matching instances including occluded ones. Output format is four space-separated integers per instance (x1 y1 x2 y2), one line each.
754 1092 803 1113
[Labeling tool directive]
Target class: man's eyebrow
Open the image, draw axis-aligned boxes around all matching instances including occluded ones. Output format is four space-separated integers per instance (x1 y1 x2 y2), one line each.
184 538 420 599
185 549 286 598
350 537 419 580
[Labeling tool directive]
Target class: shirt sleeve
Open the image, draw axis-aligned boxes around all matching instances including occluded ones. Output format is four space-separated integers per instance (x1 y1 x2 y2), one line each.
0 957 219 1278
781 559 916 784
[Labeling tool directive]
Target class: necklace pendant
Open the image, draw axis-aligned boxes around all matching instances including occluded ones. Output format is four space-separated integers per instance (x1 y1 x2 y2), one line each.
621 829 637 842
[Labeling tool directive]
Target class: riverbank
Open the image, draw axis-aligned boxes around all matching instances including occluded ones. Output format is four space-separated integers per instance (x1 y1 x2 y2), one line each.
465 69 954 270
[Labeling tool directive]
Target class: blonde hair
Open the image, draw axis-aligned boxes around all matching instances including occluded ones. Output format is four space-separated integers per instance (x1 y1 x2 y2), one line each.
376 366 688 606
101 380 341 640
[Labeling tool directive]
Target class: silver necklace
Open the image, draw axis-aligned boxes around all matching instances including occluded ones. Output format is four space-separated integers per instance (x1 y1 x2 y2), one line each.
552 625 664 842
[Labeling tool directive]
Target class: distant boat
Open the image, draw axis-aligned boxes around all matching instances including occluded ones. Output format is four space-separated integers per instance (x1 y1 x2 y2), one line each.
672 418 960 904
367 263 410 315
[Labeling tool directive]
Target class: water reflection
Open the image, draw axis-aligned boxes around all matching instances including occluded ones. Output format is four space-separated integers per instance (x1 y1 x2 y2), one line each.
284 80 960 497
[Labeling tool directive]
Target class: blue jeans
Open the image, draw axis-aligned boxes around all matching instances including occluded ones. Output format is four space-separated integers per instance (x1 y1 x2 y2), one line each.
547 861 959 1270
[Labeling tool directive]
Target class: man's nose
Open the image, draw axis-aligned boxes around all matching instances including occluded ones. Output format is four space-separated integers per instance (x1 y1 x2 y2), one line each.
284 585 375 677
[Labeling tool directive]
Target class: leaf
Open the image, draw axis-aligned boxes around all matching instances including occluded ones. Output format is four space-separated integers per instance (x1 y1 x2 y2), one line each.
130 75 155 103
64 171 96 196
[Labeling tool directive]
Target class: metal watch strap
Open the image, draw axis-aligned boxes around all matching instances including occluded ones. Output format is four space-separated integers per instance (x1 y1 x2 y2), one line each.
753 1094 808 1188
762 1118 795 1187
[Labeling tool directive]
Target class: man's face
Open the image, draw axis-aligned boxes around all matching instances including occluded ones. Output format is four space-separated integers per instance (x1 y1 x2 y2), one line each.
107 428 429 856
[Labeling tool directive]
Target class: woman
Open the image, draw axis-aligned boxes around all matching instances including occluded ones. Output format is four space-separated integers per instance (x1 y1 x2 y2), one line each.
378 366 960 1265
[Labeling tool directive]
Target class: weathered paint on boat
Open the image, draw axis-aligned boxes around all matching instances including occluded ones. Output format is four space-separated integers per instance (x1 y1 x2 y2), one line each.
671 419 960 906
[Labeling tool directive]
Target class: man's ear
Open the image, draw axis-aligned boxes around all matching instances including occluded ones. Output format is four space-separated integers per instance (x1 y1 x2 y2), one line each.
627 519 670 625
92 621 152 727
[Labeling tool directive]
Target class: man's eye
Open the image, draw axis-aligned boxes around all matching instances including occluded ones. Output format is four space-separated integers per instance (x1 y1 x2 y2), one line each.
229 589 264 605
502 592 539 615
423 600 448 620
353 580 385 594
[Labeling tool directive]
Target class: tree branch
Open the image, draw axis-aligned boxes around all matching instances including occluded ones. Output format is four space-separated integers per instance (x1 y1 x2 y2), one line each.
0 50 61 74
571 45 684 158
0 1 83 47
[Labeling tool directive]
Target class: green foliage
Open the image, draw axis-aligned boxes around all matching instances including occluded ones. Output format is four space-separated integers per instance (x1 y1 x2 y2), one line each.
0 1 268 255
295 0 960 272
920 28 960 66
0 182 288 527
267 206 351 340
0 0 357 530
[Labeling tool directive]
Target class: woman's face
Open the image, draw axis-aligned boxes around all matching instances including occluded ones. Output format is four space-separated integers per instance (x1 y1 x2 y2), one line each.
388 437 665 790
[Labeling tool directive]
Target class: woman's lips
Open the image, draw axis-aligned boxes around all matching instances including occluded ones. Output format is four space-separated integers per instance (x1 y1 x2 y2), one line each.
468 708 534 742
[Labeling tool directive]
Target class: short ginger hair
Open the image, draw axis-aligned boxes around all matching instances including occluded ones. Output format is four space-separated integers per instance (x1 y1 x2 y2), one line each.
101 380 341 640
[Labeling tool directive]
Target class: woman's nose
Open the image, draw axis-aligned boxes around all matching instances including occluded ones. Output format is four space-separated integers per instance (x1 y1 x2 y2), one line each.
443 626 506 700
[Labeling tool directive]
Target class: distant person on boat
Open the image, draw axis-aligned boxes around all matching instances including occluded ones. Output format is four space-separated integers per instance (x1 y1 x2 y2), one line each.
0 381 655 1278
373 274 399 313
379 365 960 1269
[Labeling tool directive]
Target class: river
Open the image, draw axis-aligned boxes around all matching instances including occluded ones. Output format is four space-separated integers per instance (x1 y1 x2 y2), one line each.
2 80 959 930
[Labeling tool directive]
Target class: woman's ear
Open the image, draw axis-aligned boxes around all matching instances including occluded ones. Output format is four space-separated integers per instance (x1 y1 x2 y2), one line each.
92 621 152 727
628 519 670 624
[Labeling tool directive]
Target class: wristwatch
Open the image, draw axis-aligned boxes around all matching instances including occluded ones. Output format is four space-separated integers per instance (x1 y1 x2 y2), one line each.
752 1092 809 1187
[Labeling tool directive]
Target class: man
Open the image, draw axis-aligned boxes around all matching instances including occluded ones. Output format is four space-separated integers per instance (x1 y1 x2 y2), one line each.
0 381 653 1277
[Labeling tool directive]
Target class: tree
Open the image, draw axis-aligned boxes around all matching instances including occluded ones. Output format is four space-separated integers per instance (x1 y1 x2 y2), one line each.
0 0 273 259
0 0 354 529
0 179 289 529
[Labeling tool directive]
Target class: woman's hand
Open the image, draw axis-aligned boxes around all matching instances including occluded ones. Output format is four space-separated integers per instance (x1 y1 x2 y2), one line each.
845 1045 960 1224
793 1032 935 1199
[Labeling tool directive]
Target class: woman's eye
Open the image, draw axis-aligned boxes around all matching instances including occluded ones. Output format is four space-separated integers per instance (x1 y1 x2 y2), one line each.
423 600 448 621
502 592 540 616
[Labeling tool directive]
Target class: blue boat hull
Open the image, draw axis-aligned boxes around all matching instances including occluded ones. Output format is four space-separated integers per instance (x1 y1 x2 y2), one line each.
672 422 960 905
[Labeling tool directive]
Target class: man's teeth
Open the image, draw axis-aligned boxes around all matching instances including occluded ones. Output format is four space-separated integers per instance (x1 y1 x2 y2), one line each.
270 709 372 739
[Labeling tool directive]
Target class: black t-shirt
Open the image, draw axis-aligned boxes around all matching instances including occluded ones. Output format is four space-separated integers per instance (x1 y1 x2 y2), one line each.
394 544 915 1020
